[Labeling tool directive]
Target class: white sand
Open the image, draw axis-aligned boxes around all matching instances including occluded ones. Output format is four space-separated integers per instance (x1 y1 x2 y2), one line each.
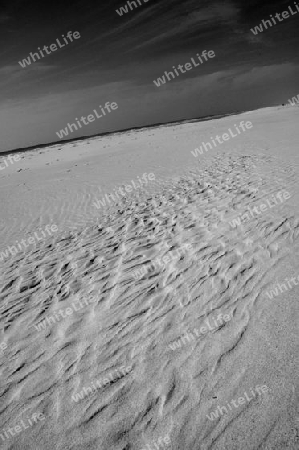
0 105 298 449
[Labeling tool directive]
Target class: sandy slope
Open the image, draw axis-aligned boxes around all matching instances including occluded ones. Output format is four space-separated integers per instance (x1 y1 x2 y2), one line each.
0 106 299 450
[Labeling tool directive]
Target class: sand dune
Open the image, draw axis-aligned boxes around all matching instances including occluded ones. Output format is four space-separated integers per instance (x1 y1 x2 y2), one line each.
0 106 299 449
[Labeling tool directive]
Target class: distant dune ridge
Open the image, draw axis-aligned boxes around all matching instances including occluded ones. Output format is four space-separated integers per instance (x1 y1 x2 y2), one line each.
0 107 298 449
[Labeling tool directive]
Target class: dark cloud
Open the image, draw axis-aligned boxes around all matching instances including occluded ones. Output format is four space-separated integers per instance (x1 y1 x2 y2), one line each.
0 0 298 150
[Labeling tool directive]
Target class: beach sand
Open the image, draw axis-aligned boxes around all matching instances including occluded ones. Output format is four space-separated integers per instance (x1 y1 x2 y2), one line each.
0 105 298 449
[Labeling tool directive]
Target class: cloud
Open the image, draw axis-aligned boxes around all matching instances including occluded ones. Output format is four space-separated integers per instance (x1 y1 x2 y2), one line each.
150 62 299 96
0 63 55 77
183 2 240 27
0 63 56 95
88 0 241 54
231 62 298 87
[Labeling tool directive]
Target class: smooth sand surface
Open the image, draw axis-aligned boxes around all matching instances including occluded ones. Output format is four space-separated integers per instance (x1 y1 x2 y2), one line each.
0 105 298 449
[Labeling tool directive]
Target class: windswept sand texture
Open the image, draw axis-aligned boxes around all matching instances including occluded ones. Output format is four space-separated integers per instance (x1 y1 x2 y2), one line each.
0 107 299 449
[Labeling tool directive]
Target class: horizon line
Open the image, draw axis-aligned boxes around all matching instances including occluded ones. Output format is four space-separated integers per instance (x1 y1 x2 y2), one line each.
0 103 287 156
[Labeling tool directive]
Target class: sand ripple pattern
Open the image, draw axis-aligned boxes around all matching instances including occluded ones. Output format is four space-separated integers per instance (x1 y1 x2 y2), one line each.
0 153 298 450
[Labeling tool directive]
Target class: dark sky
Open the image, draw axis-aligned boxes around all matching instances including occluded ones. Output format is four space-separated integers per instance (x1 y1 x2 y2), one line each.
0 0 298 151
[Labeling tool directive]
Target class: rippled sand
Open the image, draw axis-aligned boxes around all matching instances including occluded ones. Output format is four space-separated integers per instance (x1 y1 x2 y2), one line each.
0 106 298 450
